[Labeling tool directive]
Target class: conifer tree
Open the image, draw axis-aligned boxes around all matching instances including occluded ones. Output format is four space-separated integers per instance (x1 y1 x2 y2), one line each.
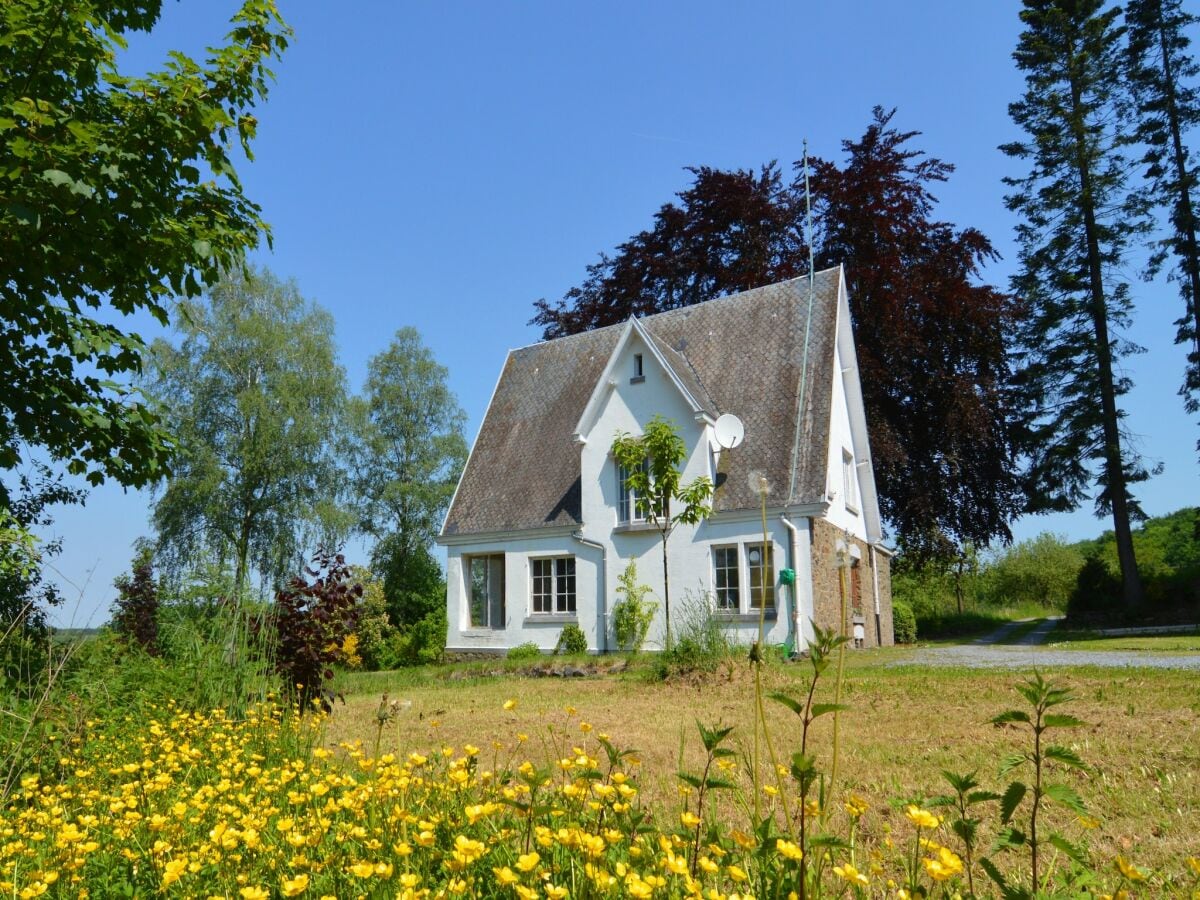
1125 0 1200 427
1003 0 1149 609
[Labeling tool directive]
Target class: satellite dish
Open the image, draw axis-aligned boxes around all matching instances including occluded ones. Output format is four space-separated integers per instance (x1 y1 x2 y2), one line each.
714 413 744 450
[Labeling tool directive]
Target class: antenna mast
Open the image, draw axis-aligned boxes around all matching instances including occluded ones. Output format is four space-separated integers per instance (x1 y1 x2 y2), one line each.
787 141 819 503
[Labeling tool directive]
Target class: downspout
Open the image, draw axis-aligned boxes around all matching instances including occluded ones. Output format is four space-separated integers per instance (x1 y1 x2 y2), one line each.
870 544 882 646
780 514 814 656
572 532 608 654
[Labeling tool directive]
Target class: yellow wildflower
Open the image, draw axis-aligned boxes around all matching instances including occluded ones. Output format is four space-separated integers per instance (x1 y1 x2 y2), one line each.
1115 856 1146 882
281 873 309 896
775 838 803 861
905 804 940 830
833 862 869 887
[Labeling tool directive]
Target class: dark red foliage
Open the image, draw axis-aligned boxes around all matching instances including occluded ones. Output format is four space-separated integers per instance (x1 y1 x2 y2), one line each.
531 108 1022 556
111 559 160 656
273 548 362 710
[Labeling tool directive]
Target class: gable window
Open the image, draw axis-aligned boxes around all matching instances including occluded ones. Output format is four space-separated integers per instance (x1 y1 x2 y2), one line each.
746 542 775 609
531 556 576 614
713 545 740 609
617 460 663 524
467 554 505 629
842 448 859 513
631 353 645 382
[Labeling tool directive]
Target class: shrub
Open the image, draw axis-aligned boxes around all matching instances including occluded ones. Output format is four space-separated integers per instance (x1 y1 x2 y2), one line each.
892 599 917 643
506 641 541 661
379 608 447 668
554 622 588 655
273 549 362 709
655 591 733 678
983 532 1084 611
110 552 160 656
612 561 656 652
1066 555 1123 623
351 569 396 671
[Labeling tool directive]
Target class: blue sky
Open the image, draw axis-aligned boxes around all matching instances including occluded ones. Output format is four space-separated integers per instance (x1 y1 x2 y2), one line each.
38 1 1198 627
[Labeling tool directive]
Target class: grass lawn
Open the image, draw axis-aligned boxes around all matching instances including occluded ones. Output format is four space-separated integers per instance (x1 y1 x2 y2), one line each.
327 651 1200 874
1047 629 1200 652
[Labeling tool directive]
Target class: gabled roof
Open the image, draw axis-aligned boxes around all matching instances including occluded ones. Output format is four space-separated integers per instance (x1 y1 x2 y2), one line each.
441 268 843 536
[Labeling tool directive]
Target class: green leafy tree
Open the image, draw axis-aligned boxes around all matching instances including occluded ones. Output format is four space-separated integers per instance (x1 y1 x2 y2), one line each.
611 416 713 648
1126 0 1200 429
1003 0 1150 610
147 267 349 595
0 0 289 500
347 328 466 626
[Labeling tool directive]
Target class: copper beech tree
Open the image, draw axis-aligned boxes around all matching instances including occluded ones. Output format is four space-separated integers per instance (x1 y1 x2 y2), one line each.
536 109 1022 560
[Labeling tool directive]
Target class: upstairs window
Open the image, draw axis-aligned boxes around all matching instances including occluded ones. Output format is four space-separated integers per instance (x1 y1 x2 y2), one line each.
531 556 576 614
617 460 664 523
842 448 859 513
631 353 644 382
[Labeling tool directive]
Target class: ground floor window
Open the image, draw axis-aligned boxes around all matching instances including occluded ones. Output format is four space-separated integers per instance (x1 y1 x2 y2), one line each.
713 545 740 609
467 554 505 629
711 541 776 612
531 556 576 614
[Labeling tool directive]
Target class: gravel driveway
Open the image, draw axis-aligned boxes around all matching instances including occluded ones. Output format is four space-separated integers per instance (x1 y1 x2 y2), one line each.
891 617 1200 670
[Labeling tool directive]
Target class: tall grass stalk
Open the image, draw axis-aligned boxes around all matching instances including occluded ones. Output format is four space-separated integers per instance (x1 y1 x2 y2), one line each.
827 541 849 799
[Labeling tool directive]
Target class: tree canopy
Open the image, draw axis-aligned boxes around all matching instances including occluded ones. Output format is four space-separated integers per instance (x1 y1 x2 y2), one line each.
0 0 289 500
534 109 1021 558
347 327 467 625
147 267 347 594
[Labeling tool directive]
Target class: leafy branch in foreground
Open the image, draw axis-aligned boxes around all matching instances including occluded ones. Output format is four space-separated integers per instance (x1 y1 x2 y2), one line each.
982 672 1089 898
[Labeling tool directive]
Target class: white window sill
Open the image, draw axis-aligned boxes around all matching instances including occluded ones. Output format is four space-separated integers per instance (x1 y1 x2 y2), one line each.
714 611 778 624
614 521 658 534
523 614 579 626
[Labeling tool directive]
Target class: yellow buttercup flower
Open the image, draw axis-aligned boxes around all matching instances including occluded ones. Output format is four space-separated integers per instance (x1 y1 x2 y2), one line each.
504 698 517 710
905 804 940 830
1115 856 1146 882
833 861 869 887
281 873 309 896
516 851 541 872
239 888 269 900
775 838 803 861
923 846 963 881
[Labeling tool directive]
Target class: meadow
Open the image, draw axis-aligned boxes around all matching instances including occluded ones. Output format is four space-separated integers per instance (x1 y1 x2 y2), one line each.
4 639 1199 898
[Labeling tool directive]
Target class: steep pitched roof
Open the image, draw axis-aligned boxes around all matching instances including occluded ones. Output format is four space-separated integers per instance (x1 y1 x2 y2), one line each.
441 268 841 536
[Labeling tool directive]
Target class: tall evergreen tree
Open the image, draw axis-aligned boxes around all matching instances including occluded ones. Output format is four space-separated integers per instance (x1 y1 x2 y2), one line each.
1125 0 1200 426
1003 0 1150 609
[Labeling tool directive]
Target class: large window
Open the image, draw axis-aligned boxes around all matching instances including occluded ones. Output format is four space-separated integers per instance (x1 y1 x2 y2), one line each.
747 542 775 610
712 541 776 613
467 554 505 629
531 556 576 614
616 459 664 524
713 545 740 609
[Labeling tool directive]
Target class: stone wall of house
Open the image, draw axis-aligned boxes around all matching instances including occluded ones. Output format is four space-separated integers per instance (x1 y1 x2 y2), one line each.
809 518 894 648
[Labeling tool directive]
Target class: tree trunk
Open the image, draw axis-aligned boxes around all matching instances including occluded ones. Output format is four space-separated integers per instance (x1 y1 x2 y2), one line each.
1068 61 1144 611
661 530 672 650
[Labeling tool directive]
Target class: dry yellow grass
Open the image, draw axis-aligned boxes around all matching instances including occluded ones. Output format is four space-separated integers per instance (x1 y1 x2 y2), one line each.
325 653 1200 876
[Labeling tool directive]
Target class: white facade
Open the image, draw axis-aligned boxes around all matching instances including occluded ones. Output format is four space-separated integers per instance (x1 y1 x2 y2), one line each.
440 270 885 655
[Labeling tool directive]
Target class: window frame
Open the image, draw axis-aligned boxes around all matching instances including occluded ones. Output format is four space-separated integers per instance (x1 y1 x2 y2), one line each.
712 544 740 610
710 540 777 614
530 555 577 616
842 448 859 514
616 459 662 524
466 553 506 630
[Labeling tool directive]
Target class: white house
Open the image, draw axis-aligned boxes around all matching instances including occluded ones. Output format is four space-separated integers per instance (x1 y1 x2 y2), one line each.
437 266 894 656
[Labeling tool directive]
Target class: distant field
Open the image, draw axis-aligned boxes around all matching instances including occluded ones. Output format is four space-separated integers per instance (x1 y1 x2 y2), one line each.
327 651 1200 874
